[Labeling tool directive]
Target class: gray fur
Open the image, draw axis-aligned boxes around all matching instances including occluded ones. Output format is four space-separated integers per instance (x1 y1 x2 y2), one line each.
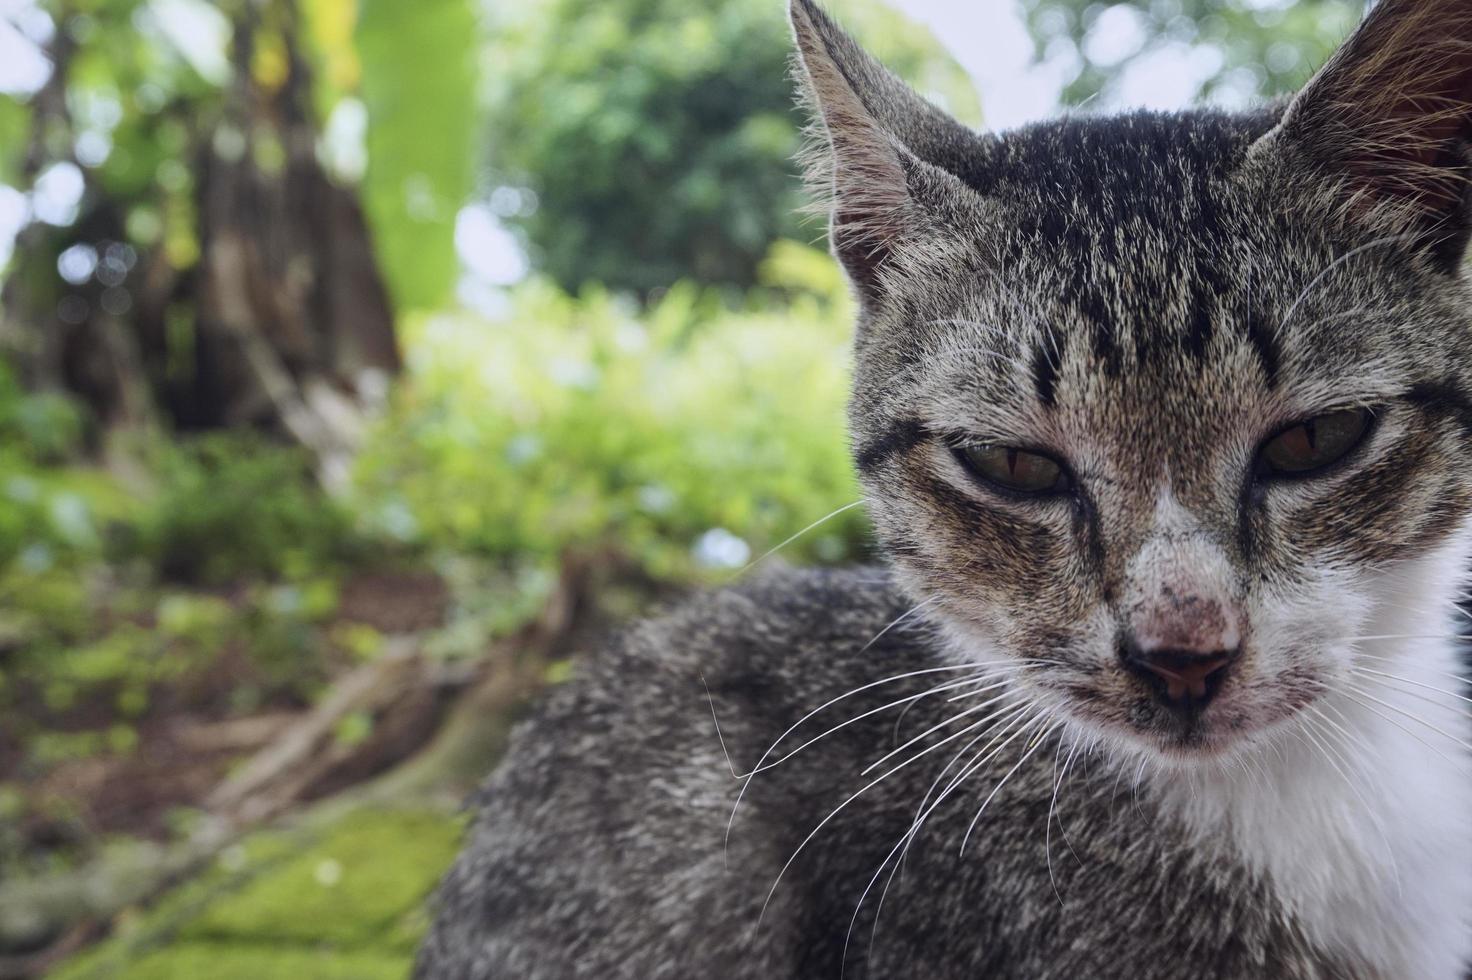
418 0 1472 976
416 567 1343 978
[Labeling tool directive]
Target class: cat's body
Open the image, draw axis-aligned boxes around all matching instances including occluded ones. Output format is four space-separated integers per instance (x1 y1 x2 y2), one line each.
419 1 1472 976
417 566 1472 979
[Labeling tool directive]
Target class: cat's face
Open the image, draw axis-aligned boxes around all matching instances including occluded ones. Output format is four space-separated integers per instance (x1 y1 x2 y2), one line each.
793 0 1472 766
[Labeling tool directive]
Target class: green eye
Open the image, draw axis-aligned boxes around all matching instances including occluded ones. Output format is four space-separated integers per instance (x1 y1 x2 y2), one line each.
955 444 1069 495
1258 408 1372 477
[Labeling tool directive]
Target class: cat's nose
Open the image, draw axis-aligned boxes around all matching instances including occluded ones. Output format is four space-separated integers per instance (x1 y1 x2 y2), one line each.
1119 639 1240 709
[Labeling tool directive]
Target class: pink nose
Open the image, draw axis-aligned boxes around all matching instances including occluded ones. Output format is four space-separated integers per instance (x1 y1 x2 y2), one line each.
1120 644 1237 706
1122 589 1242 710
1131 586 1240 656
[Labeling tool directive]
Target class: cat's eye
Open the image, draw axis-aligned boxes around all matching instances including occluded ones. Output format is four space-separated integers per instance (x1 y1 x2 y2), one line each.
1257 408 1372 478
954 444 1070 495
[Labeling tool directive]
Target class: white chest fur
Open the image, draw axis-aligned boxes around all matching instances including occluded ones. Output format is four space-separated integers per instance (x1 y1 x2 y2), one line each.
1163 553 1472 979
1193 687 1472 979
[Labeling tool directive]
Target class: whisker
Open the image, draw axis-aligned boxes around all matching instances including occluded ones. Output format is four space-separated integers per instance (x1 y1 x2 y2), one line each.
1352 666 1472 706
890 662 1048 745
859 596 943 654
1280 233 1413 329
1299 708 1400 884
1334 633 1472 643
959 714 1060 857
1109 756 1128 806
1054 736 1086 862
763 676 1005 778
1339 688 1472 777
701 673 738 779
845 702 1040 972
1352 652 1472 689
755 701 1035 930
734 499 866 578
894 674 989 743
946 661 1063 700
1044 733 1077 906
1344 680 1472 751
724 663 985 854
862 694 1029 777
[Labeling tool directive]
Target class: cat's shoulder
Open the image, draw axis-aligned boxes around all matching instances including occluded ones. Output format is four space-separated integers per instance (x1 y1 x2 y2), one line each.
572 563 921 705
496 562 922 785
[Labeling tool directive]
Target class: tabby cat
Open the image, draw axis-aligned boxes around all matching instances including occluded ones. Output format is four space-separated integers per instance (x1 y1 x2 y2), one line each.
417 0 1472 975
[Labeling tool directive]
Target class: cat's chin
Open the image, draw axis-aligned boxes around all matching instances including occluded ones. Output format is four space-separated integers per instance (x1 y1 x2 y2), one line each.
1068 697 1307 771
1139 727 1257 764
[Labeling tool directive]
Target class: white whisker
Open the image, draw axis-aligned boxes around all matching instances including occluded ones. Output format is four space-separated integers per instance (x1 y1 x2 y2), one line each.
724 662 985 855
859 595 942 654
959 714 1060 857
756 701 1038 930
1339 688 1472 778
734 499 866 578
843 702 1045 970
1280 234 1412 328
862 694 1028 777
1352 666 1472 706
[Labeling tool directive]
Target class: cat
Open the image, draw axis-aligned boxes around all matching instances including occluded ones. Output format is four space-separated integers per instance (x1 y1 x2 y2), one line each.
416 0 1472 976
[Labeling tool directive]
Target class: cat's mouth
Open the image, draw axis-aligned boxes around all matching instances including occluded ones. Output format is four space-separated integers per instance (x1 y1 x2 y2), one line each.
1050 670 1304 761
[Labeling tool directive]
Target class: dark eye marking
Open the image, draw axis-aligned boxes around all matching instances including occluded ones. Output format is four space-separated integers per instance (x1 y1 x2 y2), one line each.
854 417 926 475
1254 407 1373 480
952 443 1072 497
1405 381 1472 438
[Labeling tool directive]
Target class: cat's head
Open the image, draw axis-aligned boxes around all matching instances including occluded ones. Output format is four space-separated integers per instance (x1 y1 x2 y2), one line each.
792 0 1472 766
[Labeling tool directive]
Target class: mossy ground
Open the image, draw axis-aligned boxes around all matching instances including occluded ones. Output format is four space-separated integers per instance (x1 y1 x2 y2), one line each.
52 807 465 980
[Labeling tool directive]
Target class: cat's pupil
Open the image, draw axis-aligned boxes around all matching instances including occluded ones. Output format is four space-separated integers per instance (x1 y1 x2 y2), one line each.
958 444 1064 494
1282 426 1313 458
1259 408 1370 476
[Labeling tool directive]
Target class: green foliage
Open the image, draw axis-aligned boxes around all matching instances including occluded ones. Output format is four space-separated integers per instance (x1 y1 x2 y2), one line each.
0 365 87 463
128 435 361 584
0 569 340 776
357 0 480 311
352 240 870 586
0 0 224 302
0 0 478 349
0 364 118 571
1022 0 1362 107
485 0 980 296
0 396 364 773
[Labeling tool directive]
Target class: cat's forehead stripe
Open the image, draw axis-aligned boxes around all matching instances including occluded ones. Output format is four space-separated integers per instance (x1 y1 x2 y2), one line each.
1030 333 1059 408
1243 305 1282 388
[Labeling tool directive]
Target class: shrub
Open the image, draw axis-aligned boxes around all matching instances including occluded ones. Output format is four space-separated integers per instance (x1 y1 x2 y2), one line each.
129 435 362 585
352 241 871 582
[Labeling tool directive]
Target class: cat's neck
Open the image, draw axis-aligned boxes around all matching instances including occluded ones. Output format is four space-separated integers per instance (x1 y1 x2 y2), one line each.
1156 550 1472 979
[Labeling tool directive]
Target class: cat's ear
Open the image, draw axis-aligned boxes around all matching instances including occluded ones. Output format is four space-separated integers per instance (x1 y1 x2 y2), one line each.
788 0 989 300
1267 0 1472 269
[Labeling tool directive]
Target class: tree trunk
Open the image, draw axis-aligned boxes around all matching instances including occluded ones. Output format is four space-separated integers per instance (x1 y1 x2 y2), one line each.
1 0 399 487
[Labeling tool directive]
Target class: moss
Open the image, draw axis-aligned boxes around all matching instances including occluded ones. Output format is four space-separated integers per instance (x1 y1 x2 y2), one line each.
57 942 412 980
51 807 464 979
181 809 461 950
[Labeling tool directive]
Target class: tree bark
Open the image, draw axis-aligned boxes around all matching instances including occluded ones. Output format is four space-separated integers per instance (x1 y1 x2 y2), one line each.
1 0 400 486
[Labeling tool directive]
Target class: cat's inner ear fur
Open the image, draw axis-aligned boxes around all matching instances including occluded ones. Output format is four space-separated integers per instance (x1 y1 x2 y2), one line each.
1266 0 1472 269
788 0 990 300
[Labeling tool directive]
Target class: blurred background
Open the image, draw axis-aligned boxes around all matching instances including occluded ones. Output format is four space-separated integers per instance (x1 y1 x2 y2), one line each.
0 0 1364 976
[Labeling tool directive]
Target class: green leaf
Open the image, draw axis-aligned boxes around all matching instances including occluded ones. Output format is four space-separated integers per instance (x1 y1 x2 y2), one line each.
356 0 480 311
